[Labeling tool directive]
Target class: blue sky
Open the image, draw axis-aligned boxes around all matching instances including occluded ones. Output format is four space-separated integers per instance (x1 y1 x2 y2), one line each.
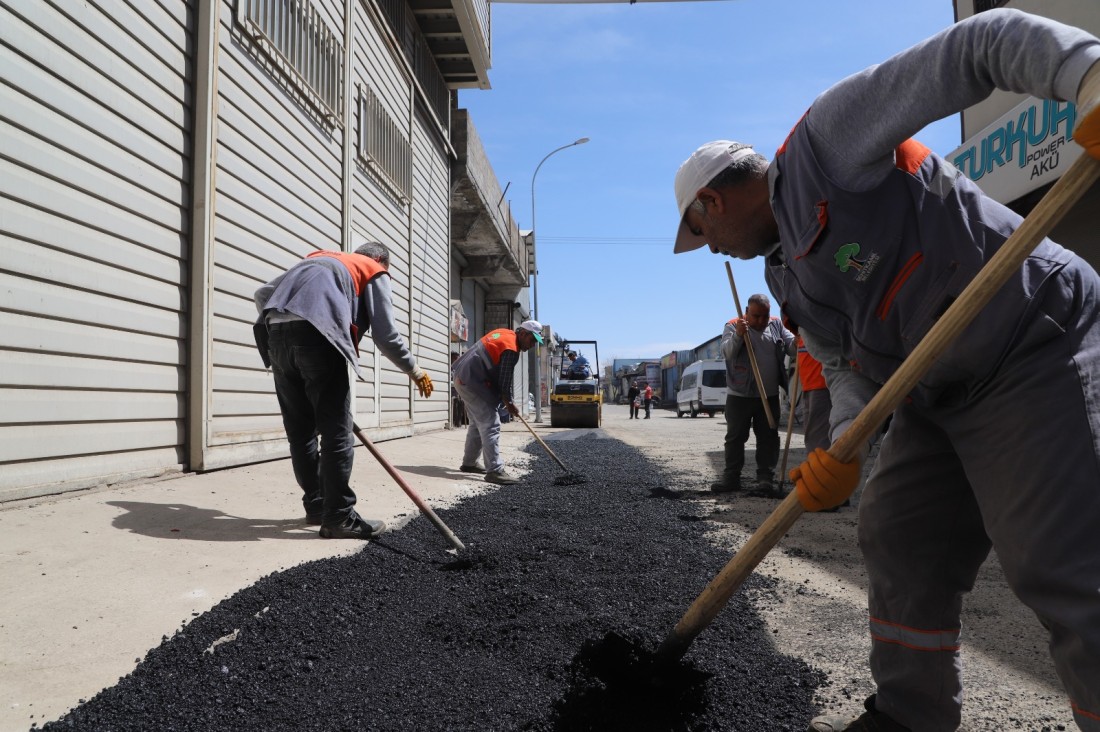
458 0 960 364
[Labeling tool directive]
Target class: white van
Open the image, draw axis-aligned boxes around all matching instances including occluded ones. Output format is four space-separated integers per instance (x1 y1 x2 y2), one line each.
676 359 727 418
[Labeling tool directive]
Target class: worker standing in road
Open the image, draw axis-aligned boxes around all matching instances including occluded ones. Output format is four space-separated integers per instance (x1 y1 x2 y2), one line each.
673 10 1100 731
713 295 795 495
254 241 433 540
452 321 543 485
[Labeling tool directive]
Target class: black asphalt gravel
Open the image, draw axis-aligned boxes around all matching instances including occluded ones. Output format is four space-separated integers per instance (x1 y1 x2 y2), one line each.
41 433 824 731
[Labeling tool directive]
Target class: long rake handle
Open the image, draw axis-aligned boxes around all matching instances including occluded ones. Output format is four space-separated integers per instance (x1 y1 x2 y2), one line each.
352 425 465 551
515 411 570 471
658 152 1100 662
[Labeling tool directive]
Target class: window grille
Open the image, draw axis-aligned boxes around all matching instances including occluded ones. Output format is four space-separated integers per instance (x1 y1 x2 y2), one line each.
236 0 344 122
357 84 412 202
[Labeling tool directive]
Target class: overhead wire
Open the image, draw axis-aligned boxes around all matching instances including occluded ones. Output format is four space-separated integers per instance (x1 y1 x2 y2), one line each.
537 236 672 246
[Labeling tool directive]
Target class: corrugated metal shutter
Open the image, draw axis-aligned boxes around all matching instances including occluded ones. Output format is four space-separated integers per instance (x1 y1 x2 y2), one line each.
0 1 193 500
409 104 451 431
201 0 346 468
350 6 414 430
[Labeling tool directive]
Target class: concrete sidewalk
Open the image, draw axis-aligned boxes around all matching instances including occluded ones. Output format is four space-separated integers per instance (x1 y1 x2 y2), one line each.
0 424 537 732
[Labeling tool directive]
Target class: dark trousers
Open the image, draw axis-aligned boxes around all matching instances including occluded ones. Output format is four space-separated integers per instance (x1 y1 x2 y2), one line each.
267 322 356 524
644 398 652 418
722 393 781 485
629 400 639 418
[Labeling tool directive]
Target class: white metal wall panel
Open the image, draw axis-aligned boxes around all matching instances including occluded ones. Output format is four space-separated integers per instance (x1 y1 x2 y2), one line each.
205 0 346 460
408 104 452 430
0 0 192 500
351 3 416 428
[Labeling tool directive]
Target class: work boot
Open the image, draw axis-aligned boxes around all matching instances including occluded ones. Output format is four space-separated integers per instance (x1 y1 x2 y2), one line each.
710 479 741 493
748 473 785 498
459 462 486 474
303 491 323 525
319 513 386 540
809 695 910 731
485 469 519 485
821 498 853 514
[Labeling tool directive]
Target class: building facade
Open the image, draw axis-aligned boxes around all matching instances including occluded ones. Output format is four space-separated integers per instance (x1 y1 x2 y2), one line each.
1 0 528 501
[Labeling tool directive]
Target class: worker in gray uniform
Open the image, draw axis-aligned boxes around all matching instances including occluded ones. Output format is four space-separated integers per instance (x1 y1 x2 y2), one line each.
451 321 543 485
254 241 433 541
673 10 1100 732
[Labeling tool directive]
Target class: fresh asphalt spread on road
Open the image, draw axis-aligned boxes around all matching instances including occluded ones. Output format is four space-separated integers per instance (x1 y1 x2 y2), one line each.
40 432 824 731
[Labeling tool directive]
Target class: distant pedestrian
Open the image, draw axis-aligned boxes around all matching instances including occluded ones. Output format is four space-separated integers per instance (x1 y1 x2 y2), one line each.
643 383 654 418
452 321 543 484
253 241 433 540
627 381 641 419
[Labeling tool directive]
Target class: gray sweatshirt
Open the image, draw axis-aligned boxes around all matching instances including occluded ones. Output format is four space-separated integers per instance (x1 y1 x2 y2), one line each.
785 9 1100 446
721 318 796 398
253 253 418 379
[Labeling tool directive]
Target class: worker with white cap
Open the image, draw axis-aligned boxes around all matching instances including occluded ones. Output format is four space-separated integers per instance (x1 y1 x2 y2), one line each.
451 320 544 485
673 10 1100 732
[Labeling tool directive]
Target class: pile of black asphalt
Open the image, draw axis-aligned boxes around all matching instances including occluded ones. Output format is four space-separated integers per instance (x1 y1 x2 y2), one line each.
42 434 824 731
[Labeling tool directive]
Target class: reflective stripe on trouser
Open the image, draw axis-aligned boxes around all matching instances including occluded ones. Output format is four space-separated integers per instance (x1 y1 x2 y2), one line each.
868 617 960 652
453 379 504 474
859 261 1100 732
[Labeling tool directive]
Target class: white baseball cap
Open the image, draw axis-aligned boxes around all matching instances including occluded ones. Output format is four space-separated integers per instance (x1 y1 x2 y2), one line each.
673 141 757 253
517 320 544 344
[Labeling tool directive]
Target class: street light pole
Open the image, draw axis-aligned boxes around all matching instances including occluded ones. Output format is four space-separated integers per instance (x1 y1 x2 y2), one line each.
530 136 589 423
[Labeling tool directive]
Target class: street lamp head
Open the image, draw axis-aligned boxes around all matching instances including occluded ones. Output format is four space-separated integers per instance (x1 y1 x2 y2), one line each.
574 137 590 145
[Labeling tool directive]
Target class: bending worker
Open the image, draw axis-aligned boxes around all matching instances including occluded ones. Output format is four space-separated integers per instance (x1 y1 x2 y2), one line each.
672 10 1100 732
254 241 433 541
451 320 543 485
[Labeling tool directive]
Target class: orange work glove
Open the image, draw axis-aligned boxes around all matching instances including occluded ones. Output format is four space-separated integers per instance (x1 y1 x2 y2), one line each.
1076 62 1100 160
412 369 433 398
789 447 861 512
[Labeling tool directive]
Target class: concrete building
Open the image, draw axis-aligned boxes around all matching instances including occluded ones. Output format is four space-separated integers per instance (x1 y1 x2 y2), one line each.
0 0 529 501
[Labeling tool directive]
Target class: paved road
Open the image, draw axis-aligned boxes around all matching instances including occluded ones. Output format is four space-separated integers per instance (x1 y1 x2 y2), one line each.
1 403 1075 731
603 402 1074 732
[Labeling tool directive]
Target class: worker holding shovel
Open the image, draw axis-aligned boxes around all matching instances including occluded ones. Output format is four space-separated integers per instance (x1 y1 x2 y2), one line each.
673 10 1100 731
254 240 433 541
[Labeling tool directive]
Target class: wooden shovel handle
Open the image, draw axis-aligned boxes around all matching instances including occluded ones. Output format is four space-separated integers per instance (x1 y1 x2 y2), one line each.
659 153 1100 662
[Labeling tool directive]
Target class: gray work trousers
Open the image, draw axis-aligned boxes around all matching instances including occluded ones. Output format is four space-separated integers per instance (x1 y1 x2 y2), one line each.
861 262 1100 732
453 379 504 473
722 393 781 484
